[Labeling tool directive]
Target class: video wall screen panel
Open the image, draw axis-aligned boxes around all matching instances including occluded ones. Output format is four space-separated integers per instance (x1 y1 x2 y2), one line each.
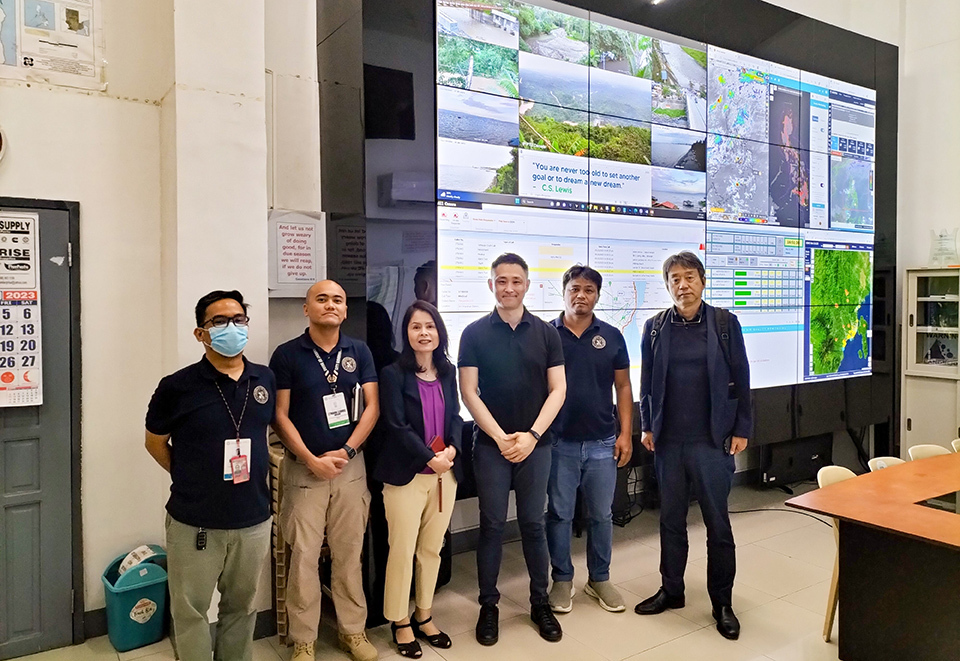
434 0 876 392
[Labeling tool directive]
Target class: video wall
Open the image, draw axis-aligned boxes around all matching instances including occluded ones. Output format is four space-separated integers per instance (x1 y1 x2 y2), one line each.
434 0 876 391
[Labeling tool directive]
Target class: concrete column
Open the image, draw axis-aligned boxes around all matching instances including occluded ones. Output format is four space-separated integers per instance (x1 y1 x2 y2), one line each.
160 0 270 369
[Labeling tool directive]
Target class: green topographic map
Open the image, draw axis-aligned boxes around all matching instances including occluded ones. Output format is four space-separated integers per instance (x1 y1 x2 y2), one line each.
809 249 871 374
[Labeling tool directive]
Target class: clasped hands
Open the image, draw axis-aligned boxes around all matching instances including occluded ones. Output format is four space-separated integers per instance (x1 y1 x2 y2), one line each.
427 445 457 474
498 431 538 463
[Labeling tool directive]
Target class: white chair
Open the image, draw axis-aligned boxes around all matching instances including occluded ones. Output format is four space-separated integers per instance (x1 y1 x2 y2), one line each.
816 465 857 642
867 456 905 471
952 438 960 453
908 444 951 461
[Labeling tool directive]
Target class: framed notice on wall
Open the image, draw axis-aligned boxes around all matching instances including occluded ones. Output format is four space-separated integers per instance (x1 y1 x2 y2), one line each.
267 209 326 298
0 212 41 406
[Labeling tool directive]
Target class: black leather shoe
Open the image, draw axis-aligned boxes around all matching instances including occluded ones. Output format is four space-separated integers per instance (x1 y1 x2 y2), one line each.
712 606 741 640
476 604 499 646
634 588 685 615
531 603 562 642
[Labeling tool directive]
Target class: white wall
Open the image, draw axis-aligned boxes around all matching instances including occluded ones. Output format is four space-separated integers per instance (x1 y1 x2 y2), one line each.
0 77 166 610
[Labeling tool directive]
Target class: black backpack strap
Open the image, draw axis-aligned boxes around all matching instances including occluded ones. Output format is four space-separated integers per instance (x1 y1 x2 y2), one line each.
715 307 736 374
649 309 669 350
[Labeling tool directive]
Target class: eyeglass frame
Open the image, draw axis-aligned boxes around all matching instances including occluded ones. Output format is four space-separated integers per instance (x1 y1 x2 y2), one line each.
200 314 250 329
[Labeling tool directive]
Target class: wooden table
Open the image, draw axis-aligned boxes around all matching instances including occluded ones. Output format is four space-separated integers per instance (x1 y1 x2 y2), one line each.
786 453 960 661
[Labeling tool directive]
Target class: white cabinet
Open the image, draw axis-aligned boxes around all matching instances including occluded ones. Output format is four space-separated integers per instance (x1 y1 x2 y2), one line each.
902 268 960 457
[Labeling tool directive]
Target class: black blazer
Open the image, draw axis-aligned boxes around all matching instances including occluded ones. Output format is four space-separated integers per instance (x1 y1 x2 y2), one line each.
373 362 464 486
639 303 753 448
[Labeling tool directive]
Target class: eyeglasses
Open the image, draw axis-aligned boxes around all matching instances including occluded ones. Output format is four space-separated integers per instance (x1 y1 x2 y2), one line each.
202 314 249 329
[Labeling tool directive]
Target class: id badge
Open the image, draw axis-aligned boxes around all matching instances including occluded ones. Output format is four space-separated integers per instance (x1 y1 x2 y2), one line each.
323 392 350 429
230 455 250 484
223 438 252 480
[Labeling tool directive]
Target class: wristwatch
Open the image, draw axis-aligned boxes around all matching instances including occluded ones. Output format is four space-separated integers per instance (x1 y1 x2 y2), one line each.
342 444 357 460
528 429 542 442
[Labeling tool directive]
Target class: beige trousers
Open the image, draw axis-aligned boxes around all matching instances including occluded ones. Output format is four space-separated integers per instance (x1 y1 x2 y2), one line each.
382 471 457 622
280 452 371 642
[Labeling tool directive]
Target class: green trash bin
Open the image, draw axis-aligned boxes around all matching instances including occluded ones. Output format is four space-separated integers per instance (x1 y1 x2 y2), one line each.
101 544 168 652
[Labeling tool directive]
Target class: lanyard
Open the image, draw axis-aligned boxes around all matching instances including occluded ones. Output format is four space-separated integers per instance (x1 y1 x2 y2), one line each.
214 379 251 444
313 348 342 393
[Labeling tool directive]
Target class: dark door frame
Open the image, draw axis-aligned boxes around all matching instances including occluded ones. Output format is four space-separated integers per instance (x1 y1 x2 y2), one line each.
0 197 83 644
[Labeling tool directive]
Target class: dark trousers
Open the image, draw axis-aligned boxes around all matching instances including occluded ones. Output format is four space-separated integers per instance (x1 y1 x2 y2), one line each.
654 438 736 608
473 440 551 607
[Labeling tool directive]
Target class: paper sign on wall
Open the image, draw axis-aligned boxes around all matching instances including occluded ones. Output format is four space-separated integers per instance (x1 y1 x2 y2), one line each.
0 0 104 90
0 212 42 406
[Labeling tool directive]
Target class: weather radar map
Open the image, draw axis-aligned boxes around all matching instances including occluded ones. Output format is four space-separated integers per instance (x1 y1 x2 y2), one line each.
707 52 769 142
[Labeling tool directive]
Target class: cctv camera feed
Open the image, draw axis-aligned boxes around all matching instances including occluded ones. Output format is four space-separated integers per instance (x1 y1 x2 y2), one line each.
435 0 876 391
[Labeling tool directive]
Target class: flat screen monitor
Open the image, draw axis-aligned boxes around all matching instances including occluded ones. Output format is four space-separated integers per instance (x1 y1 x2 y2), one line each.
434 0 876 394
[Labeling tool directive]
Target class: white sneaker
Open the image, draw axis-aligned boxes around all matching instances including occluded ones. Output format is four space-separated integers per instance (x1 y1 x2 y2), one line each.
549 580 575 613
291 640 314 661
585 580 626 612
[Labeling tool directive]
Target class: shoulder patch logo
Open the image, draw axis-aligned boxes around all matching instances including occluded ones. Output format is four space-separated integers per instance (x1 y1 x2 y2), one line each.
592 335 606 349
253 385 269 404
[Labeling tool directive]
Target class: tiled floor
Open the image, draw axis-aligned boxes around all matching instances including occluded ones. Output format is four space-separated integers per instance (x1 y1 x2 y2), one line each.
21 483 840 661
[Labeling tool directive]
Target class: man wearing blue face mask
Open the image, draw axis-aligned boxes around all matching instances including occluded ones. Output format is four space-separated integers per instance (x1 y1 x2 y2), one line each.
145 290 276 661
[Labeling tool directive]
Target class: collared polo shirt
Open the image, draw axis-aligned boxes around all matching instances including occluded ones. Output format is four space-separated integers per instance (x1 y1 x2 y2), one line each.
269 329 377 456
145 356 275 529
551 314 630 441
458 307 564 447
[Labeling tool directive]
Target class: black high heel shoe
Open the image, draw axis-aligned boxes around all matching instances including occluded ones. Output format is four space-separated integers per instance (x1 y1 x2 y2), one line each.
391 622 423 658
412 616 452 649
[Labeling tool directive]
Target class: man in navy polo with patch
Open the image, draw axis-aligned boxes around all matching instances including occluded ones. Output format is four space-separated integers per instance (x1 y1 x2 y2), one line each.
547 265 633 616
145 289 275 661
270 279 380 661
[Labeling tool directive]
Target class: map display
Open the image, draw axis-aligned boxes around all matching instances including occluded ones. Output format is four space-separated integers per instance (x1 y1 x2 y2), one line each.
830 155 874 231
707 47 770 142
805 244 872 378
434 0 877 392
706 134 769 222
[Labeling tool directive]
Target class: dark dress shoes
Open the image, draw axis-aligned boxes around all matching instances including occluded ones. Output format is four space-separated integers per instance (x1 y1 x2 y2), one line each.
634 588 685 615
531 603 563 642
713 606 741 640
476 604 499 646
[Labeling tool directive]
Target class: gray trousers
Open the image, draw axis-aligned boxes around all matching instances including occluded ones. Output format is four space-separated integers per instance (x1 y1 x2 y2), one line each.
165 514 272 661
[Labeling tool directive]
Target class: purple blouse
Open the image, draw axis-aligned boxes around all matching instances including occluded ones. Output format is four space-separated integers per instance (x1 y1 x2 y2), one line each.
417 377 444 474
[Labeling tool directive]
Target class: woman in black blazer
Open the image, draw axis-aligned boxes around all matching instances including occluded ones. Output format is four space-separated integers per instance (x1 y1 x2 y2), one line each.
374 301 462 658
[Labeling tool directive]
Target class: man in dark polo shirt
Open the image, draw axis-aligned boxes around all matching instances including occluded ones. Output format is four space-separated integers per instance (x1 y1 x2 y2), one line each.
458 252 566 645
270 279 379 661
145 290 275 661
634 251 751 641
547 265 633 615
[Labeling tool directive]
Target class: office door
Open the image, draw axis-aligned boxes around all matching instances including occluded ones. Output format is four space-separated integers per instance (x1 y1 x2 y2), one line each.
0 203 79 659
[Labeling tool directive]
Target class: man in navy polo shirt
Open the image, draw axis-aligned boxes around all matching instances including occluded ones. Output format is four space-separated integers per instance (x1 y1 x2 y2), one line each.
458 252 566 645
145 290 275 661
270 279 380 661
547 265 633 615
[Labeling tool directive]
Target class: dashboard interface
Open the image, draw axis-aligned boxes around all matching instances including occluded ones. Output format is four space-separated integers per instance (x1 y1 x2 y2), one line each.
435 0 875 392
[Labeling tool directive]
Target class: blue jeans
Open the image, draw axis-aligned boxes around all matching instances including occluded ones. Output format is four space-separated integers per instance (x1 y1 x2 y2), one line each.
473 440 552 606
546 435 617 583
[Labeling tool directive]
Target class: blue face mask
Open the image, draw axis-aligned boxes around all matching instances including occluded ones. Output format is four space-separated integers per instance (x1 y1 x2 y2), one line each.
206 322 248 357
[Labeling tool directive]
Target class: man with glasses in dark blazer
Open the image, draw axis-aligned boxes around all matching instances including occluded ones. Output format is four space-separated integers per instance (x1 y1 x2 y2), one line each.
633 251 752 641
